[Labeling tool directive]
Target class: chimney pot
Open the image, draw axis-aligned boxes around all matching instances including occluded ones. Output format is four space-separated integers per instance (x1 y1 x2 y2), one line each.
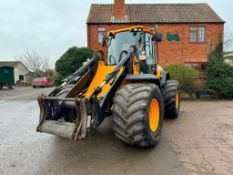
114 0 125 19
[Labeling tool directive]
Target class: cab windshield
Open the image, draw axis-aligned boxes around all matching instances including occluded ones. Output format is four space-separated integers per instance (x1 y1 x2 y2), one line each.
108 31 155 65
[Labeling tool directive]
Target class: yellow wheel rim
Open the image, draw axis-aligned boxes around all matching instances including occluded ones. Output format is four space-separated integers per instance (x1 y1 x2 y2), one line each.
149 99 160 132
176 91 180 110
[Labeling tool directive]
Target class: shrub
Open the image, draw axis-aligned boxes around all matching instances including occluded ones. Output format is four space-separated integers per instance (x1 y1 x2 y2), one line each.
53 75 63 86
207 44 233 98
55 47 94 77
165 64 199 98
193 79 207 90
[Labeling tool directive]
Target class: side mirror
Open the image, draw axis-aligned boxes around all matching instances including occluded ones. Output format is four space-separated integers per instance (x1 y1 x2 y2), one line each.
153 32 162 42
101 34 107 47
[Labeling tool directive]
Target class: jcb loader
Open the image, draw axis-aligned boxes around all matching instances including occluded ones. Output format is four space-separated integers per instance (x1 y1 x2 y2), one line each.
37 26 180 147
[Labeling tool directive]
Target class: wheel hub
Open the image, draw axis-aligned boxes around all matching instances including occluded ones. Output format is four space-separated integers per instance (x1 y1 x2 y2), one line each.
149 98 160 132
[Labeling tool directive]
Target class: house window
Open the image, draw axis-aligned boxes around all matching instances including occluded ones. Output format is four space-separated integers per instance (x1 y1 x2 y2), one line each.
98 27 106 44
190 27 206 43
19 75 24 81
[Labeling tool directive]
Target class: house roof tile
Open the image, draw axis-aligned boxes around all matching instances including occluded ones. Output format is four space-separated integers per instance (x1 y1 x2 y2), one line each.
87 3 224 24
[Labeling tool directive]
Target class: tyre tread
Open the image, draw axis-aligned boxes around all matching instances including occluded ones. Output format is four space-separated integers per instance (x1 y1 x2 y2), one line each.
112 83 162 147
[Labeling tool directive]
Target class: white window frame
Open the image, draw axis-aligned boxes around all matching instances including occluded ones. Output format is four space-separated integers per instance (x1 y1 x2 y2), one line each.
98 27 106 44
190 26 206 43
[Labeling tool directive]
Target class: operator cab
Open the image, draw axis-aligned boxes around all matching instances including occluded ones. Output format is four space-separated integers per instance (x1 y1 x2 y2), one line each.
104 27 162 74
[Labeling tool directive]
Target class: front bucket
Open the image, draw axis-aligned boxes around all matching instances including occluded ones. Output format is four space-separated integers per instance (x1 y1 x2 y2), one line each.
39 120 76 139
36 95 87 140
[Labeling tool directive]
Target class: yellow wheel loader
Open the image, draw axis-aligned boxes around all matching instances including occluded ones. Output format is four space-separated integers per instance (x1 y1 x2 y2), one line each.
37 26 180 147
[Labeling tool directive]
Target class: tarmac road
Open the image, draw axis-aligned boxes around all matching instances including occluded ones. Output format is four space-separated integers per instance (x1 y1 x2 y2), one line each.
0 87 185 175
0 86 54 100
1 87 233 175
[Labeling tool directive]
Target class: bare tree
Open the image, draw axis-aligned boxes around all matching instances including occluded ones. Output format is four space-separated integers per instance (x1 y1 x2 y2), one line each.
16 50 51 74
224 25 233 51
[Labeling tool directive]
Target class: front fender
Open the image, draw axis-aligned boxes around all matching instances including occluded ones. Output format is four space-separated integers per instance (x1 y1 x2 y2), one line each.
125 74 161 88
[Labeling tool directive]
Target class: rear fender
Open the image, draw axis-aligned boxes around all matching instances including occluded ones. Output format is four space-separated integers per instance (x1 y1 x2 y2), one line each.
160 71 170 87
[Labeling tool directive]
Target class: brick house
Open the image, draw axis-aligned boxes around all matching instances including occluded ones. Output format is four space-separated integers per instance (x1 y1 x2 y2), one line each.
86 0 224 77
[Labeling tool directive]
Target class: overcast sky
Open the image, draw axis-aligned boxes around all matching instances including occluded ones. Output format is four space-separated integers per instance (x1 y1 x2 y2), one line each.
0 0 232 67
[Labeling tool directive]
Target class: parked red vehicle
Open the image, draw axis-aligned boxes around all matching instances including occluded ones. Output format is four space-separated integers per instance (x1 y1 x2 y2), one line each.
32 77 54 88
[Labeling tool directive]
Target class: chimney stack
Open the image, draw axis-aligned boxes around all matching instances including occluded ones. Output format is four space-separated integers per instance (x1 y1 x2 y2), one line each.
114 0 125 19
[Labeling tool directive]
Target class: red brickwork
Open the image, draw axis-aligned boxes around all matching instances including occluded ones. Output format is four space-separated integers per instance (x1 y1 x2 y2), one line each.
87 23 224 67
114 0 125 19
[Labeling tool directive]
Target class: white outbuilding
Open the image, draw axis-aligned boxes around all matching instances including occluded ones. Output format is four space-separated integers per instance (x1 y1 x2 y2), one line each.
0 61 34 84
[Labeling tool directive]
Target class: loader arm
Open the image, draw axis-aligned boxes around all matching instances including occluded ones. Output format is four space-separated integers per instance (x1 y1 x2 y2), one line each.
36 50 132 140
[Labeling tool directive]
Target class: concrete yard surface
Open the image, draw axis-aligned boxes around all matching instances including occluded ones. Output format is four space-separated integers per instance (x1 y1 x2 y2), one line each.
0 87 233 175
164 100 233 175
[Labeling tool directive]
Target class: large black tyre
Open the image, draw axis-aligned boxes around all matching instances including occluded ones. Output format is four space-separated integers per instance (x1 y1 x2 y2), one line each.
163 80 180 119
112 83 164 148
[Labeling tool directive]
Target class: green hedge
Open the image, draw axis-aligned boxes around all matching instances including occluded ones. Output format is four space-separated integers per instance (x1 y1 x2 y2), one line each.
55 47 94 77
165 64 199 97
207 45 233 98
